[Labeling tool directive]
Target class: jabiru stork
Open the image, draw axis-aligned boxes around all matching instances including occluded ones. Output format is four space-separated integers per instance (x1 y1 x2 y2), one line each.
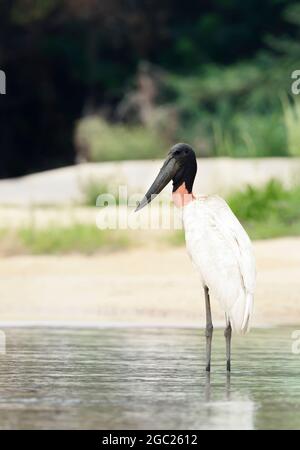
135 143 256 372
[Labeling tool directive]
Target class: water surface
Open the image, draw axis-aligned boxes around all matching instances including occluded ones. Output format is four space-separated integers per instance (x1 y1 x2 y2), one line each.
0 327 299 429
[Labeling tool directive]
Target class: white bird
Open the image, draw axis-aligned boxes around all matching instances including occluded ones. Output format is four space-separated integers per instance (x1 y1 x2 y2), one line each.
136 143 256 372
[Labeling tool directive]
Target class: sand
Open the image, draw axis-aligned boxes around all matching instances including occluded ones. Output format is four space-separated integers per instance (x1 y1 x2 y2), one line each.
0 237 299 328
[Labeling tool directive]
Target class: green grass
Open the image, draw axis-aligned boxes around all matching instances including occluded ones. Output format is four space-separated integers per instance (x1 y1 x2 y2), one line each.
80 179 106 206
0 180 299 255
212 113 288 158
228 179 300 239
79 179 116 207
79 178 129 207
17 224 131 255
282 96 300 157
76 116 166 162
74 82 300 160
165 60 293 158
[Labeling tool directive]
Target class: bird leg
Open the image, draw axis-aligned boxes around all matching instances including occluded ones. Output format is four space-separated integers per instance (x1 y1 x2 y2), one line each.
204 286 213 372
224 317 232 372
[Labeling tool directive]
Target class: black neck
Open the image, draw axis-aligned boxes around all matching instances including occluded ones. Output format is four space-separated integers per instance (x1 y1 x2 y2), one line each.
172 157 197 193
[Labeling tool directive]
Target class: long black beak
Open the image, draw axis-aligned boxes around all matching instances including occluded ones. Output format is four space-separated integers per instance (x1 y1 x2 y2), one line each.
135 154 179 212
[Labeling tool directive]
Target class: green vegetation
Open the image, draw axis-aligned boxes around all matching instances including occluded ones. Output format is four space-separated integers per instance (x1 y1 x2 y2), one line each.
76 117 166 162
80 179 105 207
1 224 131 255
163 56 300 158
79 178 117 207
77 58 300 161
283 97 300 156
4 1 300 178
79 177 132 207
228 180 300 239
0 180 299 255
21 224 131 254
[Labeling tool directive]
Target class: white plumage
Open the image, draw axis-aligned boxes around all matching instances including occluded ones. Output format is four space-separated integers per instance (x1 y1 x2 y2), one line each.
183 195 256 334
136 142 256 370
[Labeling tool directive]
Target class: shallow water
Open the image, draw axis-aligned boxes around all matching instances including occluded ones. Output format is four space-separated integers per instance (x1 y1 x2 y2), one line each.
0 327 299 429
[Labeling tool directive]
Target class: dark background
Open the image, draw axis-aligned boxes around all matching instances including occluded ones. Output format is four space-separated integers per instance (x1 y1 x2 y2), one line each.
0 0 299 178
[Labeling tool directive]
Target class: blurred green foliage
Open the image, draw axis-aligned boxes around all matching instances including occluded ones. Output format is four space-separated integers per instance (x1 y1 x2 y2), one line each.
283 97 300 156
77 117 165 162
18 224 131 254
79 177 128 207
228 179 300 239
79 178 113 207
164 56 298 157
0 178 300 255
2 0 300 177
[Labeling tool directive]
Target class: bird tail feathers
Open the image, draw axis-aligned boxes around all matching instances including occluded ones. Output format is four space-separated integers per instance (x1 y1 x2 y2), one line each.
228 292 253 335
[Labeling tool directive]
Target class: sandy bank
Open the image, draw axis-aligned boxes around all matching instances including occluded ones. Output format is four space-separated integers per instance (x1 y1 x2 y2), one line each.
0 238 299 328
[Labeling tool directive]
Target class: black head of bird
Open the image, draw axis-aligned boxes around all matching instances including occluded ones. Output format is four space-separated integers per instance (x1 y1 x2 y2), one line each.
135 143 197 212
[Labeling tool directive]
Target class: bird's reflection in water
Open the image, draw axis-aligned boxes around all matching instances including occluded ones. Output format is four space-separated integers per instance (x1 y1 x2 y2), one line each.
226 373 231 400
204 372 231 402
202 372 254 430
204 372 211 402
